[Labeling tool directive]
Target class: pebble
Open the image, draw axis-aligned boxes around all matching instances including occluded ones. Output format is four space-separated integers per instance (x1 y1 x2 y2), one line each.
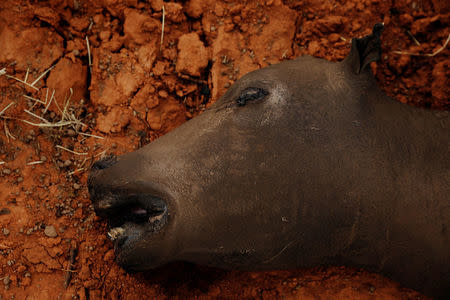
2 168 11 175
73 183 81 190
44 225 58 238
2 228 10 236
3 276 10 286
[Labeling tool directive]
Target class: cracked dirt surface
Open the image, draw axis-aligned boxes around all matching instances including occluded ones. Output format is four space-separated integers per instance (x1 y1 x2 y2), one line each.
0 0 448 299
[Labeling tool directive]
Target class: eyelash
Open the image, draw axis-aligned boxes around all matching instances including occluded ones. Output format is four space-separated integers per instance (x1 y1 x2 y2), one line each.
236 88 269 106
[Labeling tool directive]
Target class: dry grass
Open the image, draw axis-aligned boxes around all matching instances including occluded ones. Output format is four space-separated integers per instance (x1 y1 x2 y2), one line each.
18 87 87 131
26 161 44 165
56 145 88 156
160 5 166 54
392 33 450 57
30 65 55 87
3 73 39 91
77 131 104 139
406 30 420 46
1 62 105 172
3 120 16 141
86 36 92 73
0 102 15 117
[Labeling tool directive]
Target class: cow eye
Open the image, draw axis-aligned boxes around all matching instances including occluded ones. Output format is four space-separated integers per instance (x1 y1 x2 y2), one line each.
236 87 268 106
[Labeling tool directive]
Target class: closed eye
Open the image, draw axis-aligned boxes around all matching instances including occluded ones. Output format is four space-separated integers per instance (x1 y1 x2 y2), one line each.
236 87 269 106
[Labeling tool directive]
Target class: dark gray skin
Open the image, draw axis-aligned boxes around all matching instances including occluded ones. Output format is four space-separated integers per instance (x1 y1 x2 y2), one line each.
88 24 449 298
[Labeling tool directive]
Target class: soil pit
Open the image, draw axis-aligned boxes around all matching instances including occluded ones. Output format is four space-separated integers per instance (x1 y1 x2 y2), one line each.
0 0 448 299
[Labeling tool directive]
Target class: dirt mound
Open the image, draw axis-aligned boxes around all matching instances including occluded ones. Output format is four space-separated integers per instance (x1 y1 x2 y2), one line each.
0 0 448 299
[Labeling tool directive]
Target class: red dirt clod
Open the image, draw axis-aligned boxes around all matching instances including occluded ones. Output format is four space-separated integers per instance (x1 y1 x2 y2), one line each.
176 33 210 77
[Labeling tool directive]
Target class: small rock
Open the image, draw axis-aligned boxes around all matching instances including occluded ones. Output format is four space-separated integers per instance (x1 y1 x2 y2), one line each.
2 228 10 236
73 183 81 190
2 168 11 175
3 276 10 286
17 177 24 183
44 225 58 238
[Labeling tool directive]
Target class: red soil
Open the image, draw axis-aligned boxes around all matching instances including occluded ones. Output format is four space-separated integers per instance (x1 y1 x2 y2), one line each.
0 0 448 299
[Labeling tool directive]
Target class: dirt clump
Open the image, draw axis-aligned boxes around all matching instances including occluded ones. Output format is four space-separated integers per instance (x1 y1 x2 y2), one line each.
0 0 448 299
176 33 210 77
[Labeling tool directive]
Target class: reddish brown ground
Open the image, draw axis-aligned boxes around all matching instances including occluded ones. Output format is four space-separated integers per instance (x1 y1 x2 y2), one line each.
0 0 448 299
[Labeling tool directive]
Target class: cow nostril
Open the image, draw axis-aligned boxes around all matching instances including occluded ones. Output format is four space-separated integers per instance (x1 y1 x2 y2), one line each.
104 195 168 228
91 155 118 170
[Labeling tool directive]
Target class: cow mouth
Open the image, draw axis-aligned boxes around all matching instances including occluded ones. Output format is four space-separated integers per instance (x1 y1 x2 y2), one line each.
88 156 172 262
94 193 169 250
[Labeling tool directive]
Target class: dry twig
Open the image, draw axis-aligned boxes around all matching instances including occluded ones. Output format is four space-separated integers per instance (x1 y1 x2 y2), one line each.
61 88 73 123
68 168 85 175
21 119 75 127
3 120 16 141
56 145 88 156
30 65 55 87
0 102 15 117
406 30 421 46
24 109 50 124
77 131 104 139
4 74 39 91
44 89 55 114
27 161 44 165
23 94 45 105
24 67 30 83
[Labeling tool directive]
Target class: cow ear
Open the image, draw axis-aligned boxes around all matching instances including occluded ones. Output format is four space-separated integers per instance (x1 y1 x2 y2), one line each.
344 23 384 74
